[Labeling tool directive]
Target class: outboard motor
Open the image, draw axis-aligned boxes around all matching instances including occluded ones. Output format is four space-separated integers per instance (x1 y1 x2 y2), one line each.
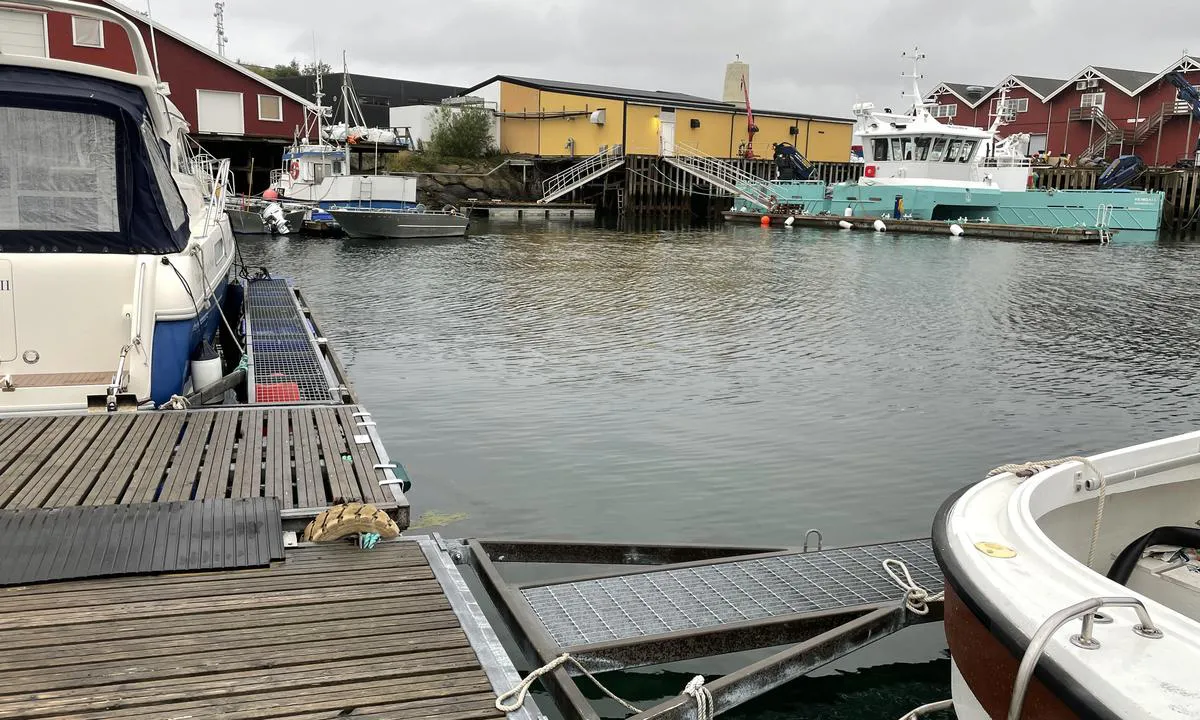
260 202 291 235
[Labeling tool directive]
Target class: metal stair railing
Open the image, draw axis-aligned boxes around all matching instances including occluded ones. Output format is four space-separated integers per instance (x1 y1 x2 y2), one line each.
664 143 779 209
1132 102 1179 145
539 146 625 203
1074 106 1127 160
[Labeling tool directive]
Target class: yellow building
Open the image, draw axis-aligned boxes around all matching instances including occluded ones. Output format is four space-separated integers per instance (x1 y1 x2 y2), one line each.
460 75 852 163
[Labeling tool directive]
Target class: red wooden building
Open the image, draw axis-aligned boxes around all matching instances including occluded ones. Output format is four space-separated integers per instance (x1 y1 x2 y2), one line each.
0 0 313 188
929 57 1200 166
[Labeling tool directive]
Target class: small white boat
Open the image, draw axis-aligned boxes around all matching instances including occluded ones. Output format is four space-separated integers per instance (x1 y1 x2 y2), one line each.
327 206 469 239
935 434 1200 719
226 197 307 235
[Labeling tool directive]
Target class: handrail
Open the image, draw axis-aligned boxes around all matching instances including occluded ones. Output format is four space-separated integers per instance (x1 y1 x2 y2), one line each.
1008 597 1161 720
0 0 156 80
130 261 146 345
540 145 624 201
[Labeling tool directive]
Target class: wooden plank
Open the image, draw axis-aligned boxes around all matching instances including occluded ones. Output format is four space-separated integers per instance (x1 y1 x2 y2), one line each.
83 414 158 506
262 408 288 507
337 406 387 505
232 408 263 498
6 415 106 509
122 413 186 503
45 414 134 508
196 410 237 499
0 416 82 507
0 417 29 448
313 406 356 502
159 412 214 501
293 407 323 509
278 692 504 720
5 371 110 387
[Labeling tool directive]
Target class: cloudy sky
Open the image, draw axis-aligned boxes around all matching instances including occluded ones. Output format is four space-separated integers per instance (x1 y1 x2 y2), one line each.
144 0 1200 116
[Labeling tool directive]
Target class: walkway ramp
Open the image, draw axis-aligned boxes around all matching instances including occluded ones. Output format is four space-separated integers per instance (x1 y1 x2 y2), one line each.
664 143 781 210
539 146 625 204
467 537 943 719
244 278 340 404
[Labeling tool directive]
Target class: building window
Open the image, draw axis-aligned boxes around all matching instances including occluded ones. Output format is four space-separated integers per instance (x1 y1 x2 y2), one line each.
71 16 103 48
932 104 957 118
257 94 283 122
1080 92 1106 110
991 97 1028 115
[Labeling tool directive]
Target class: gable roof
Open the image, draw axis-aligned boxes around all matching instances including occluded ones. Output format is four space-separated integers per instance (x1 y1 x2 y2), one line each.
1046 64 1159 98
99 0 312 107
928 82 992 108
1011 75 1064 99
460 74 851 122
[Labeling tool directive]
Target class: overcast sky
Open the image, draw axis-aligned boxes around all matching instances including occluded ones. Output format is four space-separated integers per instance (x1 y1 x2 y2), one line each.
144 0 1200 116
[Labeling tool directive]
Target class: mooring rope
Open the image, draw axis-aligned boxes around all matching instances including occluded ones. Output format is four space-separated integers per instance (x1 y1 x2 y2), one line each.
896 699 954 719
883 559 944 615
987 456 1107 569
496 653 641 714
684 675 714 720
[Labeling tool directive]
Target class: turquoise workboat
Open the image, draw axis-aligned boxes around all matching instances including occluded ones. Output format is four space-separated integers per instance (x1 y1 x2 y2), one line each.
734 52 1163 232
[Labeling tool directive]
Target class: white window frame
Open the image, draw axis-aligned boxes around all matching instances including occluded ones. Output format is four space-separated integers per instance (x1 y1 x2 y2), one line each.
256 94 283 122
933 104 957 119
1081 92 1106 110
70 15 103 48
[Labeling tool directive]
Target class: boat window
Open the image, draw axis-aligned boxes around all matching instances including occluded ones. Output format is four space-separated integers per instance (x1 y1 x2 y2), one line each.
872 138 889 161
332 160 345 175
900 138 915 160
890 138 903 163
958 140 978 163
944 139 963 162
914 137 932 161
929 137 948 162
140 119 188 229
313 163 327 183
0 107 119 232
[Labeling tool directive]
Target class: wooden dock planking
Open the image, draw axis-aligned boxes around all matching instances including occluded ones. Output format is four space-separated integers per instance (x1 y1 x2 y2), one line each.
0 542 504 720
0 407 405 522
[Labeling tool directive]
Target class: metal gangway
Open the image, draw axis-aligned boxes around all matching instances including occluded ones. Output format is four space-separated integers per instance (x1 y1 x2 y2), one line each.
664 143 781 210
461 535 944 719
539 146 626 204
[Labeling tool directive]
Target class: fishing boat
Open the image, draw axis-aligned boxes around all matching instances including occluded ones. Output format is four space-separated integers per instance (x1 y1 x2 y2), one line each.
738 50 1164 232
327 206 469 239
0 1 235 411
934 436 1200 719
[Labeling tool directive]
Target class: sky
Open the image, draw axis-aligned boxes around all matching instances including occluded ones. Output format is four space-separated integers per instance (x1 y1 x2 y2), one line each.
141 0 1200 116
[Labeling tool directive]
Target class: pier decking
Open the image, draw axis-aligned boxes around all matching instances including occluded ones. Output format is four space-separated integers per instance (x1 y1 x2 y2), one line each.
0 540 506 720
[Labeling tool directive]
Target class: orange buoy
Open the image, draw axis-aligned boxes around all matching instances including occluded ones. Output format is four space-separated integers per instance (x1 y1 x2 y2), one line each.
262 189 278 200
760 215 771 226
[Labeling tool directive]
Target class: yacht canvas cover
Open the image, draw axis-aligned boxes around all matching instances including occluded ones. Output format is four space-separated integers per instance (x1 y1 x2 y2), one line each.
0 66 190 253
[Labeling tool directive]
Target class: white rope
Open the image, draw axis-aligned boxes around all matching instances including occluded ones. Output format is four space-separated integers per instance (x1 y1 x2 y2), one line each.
987 456 1107 570
883 559 944 615
496 653 641 714
896 698 953 719
684 675 714 720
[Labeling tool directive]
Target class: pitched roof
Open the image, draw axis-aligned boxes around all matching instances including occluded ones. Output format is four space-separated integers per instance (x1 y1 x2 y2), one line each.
1011 75 1064 99
460 74 851 122
1090 66 1159 94
99 0 312 107
930 82 992 107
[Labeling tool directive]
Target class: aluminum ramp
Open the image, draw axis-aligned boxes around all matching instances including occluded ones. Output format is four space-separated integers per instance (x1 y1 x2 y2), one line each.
468 537 944 720
244 278 340 403
664 143 781 210
539 147 626 204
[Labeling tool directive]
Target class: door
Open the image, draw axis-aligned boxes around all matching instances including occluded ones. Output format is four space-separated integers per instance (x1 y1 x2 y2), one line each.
196 90 245 135
659 110 676 157
1028 134 1048 155
0 260 14 362
0 9 46 57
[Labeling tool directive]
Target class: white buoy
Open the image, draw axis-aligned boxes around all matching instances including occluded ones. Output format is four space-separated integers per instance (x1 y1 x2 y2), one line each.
873 219 887 232
949 223 964 237
838 220 853 230
843 207 853 217
784 216 795 226
190 342 223 393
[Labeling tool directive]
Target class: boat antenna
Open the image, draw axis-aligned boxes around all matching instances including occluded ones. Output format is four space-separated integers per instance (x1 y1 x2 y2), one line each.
213 1 228 57
312 33 324 144
900 46 926 116
144 0 162 82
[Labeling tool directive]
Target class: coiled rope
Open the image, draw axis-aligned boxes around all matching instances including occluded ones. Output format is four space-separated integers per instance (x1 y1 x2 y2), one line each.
883 559 944 615
495 653 641 714
987 455 1107 569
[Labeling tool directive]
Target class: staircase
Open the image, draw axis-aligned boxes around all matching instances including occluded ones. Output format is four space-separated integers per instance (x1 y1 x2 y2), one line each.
663 143 780 210
1132 102 1181 145
539 146 625 204
1070 106 1127 160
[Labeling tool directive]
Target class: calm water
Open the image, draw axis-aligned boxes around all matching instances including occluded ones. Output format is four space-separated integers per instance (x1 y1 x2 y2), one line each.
240 222 1200 717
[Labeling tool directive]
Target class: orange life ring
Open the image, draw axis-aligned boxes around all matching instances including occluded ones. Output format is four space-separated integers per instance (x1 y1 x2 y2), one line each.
289 160 300 180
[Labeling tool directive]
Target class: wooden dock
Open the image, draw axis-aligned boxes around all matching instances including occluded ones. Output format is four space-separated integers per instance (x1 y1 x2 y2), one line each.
462 199 594 219
723 210 1105 242
0 405 410 529
0 540 506 720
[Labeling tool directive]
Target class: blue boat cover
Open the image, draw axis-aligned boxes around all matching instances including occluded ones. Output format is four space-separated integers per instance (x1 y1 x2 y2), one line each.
0 66 190 254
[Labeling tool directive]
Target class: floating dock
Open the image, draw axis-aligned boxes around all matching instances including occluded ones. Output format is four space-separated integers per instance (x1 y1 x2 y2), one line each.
723 210 1108 242
463 199 595 220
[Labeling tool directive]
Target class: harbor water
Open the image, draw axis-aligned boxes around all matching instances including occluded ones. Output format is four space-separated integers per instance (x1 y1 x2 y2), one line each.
240 221 1200 718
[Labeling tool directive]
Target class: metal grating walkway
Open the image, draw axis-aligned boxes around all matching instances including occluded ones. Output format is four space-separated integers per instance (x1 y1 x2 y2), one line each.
522 539 940 649
244 278 338 403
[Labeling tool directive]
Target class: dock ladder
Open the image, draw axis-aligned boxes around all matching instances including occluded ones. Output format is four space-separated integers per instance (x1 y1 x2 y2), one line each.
1096 204 1113 244
358 176 374 207
664 143 780 210
539 146 626 204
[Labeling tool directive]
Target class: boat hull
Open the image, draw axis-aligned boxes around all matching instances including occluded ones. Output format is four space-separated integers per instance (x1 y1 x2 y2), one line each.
328 210 469 239
227 208 306 235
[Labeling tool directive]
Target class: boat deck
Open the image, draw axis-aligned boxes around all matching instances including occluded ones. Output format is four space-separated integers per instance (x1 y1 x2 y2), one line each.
0 404 409 529
0 540 507 720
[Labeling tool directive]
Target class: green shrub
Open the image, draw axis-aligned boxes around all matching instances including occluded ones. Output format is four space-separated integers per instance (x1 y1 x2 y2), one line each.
428 106 495 159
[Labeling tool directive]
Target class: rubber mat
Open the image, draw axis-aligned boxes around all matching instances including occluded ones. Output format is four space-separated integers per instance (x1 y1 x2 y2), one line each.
0 497 284 585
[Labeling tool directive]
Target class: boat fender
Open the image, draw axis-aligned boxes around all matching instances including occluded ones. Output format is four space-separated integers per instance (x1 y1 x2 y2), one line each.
838 220 853 230
843 207 853 217
873 219 886 232
415 203 427 213
289 160 300 180
949 223 964 237
784 216 795 226
760 215 771 226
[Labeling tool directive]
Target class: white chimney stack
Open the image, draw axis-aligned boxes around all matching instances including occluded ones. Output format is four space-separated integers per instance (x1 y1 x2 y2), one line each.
723 55 750 108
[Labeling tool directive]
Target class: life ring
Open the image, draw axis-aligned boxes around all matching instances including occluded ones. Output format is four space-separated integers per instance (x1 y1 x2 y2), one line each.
289 160 300 180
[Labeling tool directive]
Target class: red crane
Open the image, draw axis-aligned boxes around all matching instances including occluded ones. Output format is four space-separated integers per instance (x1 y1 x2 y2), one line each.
741 73 758 158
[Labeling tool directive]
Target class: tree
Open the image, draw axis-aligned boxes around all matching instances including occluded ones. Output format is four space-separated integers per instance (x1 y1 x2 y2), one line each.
427 106 495 159
301 61 332 77
240 59 331 80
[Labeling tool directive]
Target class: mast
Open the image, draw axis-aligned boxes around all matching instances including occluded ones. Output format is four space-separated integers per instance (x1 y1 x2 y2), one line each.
342 51 351 168
901 47 927 117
